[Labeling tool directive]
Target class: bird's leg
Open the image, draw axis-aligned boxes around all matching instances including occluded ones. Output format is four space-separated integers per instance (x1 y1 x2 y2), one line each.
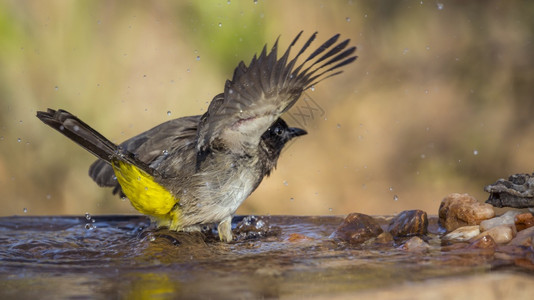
217 215 233 242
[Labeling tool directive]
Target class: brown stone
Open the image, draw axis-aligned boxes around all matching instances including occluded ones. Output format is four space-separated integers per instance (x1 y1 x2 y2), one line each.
398 236 430 251
514 212 534 231
387 209 428 237
438 193 495 232
468 235 497 250
331 213 383 245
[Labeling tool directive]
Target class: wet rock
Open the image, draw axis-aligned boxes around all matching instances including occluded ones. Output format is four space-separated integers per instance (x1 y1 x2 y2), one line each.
514 212 534 231
387 209 428 237
375 232 394 244
233 216 281 241
286 233 314 242
479 210 520 232
438 193 495 232
330 213 383 245
443 225 480 242
508 226 534 246
484 173 534 208
475 225 514 244
398 236 430 251
467 235 497 250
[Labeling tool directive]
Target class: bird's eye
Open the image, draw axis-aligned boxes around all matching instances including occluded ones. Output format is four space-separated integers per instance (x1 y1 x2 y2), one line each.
273 126 284 136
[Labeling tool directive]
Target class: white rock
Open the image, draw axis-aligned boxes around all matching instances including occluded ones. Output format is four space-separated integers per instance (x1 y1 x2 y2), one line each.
443 225 480 242
479 210 520 232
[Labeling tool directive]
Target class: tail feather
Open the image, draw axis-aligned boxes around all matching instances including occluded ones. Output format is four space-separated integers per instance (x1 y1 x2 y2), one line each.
36 109 117 162
36 108 157 177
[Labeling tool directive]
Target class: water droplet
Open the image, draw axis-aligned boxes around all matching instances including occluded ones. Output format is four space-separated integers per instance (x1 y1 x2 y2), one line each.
402 48 409 55
393 195 399 201
283 180 288 186
59 125 64 131
253 0 258 4
149 235 156 242
437 3 444 10
54 86 59 91
420 154 426 159
473 150 479 156
162 149 169 155
336 123 341 128
85 212 91 220
389 186 394 192
364 13 368 18
290 197 294 201
85 223 94 230
73 125 79 131
345 17 351 22
329 208 333 212
218 22 222 27
121 196 127 201
17 138 21 142
310 86 315 91
0 136 4 141
46 194 51 199
167 111 171 116
23 208 27 213
227 0 231 4
425 45 430 51
196 56 200 61
144 186 148 190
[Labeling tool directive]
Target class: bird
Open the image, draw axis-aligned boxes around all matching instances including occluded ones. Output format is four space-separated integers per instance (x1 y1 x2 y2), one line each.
36 31 357 242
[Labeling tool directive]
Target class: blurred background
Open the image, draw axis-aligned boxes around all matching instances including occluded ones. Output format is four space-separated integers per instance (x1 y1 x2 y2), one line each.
1 0 533 217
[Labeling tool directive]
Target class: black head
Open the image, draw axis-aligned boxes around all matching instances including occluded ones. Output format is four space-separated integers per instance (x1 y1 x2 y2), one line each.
260 118 307 161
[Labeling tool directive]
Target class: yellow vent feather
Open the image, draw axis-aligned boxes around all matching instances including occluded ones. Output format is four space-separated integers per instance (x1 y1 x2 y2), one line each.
111 159 180 225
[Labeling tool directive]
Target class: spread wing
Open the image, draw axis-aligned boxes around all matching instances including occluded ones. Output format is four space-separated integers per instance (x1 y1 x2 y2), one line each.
196 31 357 161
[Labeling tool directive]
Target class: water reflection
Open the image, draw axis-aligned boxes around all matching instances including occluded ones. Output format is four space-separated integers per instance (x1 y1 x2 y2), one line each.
0 215 529 298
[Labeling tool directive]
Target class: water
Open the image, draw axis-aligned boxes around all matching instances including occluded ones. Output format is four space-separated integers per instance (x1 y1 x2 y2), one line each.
0 215 529 298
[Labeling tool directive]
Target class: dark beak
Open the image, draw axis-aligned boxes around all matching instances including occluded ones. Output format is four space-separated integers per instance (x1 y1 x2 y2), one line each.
288 127 307 138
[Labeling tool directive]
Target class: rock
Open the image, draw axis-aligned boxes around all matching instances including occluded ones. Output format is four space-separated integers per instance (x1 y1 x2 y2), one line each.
467 235 497 250
508 226 534 246
479 210 520 232
438 193 495 232
514 212 534 231
443 225 480 242
387 209 428 237
286 233 313 242
475 225 514 244
331 213 383 245
375 232 394 244
484 173 534 208
398 236 430 251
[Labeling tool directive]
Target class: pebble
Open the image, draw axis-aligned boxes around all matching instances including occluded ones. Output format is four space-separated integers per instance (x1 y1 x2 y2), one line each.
467 234 497 250
479 210 520 232
387 209 428 237
514 212 534 231
508 226 534 247
438 193 495 232
475 225 514 244
398 236 430 251
443 225 480 242
330 213 383 245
